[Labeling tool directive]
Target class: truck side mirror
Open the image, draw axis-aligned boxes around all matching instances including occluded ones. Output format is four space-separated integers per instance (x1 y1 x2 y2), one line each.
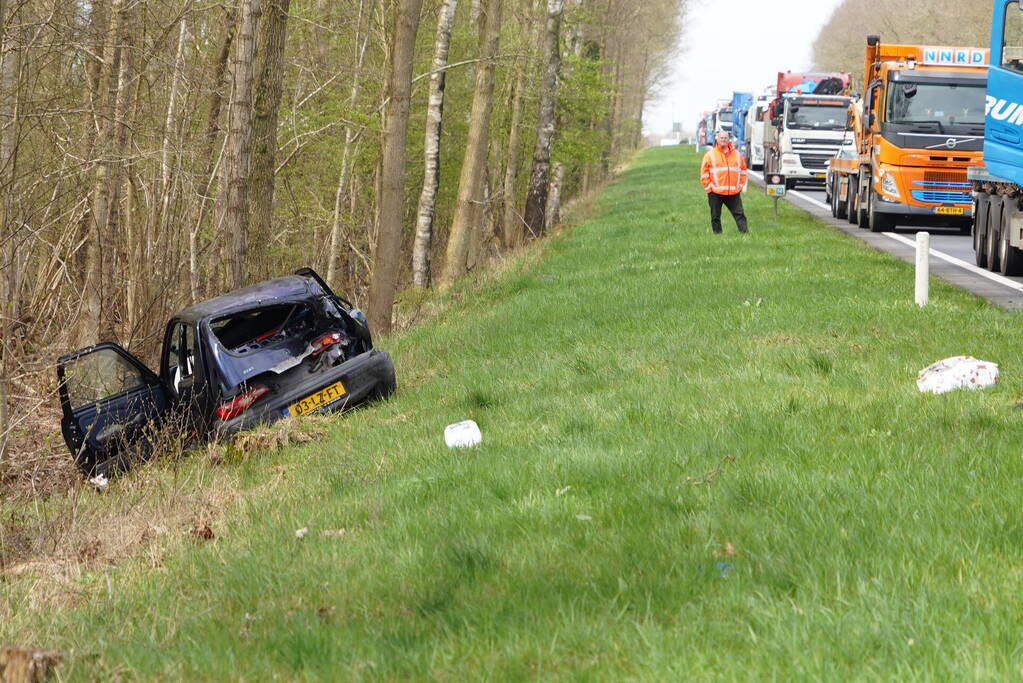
868 112 876 127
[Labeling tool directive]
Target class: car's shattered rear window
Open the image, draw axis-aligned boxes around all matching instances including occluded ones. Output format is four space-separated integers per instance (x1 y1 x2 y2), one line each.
210 304 315 354
208 303 319 392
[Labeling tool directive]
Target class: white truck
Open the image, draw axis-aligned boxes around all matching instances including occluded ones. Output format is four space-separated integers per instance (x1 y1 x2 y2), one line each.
745 90 773 170
763 93 853 188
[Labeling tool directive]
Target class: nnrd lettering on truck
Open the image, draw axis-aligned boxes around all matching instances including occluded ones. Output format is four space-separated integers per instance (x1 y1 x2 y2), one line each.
922 47 987 65
986 96 1023 125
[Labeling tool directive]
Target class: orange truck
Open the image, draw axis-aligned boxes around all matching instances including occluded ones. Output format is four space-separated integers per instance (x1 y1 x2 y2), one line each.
825 35 989 232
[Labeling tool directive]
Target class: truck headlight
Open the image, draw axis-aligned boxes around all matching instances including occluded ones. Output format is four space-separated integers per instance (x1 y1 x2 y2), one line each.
880 172 900 199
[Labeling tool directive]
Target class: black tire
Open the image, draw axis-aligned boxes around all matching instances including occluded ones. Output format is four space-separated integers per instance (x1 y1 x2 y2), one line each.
846 176 858 225
974 193 989 268
856 174 870 228
828 177 837 217
869 191 895 232
835 179 848 220
986 196 1002 272
1000 198 1023 276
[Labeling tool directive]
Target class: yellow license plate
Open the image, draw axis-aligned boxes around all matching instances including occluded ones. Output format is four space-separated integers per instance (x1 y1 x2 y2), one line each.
813 172 826 178
934 206 965 215
288 380 346 417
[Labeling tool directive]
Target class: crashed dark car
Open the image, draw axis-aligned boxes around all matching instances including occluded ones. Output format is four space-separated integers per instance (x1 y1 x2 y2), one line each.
56 268 396 476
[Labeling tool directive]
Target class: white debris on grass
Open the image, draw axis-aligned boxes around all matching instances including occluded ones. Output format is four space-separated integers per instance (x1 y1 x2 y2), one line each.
917 356 999 394
444 420 482 448
295 527 309 539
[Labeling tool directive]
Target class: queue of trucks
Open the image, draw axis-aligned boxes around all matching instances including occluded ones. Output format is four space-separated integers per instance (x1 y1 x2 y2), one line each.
696 1 1023 276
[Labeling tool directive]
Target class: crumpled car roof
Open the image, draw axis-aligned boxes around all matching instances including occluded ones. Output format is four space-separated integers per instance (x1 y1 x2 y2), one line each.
174 276 325 323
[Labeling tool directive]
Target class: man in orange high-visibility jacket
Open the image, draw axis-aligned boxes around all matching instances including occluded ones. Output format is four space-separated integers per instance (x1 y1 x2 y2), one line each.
700 130 749 234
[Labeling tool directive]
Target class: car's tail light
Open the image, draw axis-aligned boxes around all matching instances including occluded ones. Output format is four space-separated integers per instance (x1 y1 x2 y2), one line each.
216 384 270 421
311 332 343 356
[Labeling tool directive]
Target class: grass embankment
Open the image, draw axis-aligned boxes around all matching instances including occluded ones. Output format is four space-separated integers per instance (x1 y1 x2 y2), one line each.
5 146 1023 679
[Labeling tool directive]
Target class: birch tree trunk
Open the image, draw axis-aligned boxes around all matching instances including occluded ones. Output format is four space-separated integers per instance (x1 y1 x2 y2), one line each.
521 0 563 239
248 0 291 256
367 0 423 335
438 0 503 288
220 0 261 288
411 0 457 289
545 161 564 230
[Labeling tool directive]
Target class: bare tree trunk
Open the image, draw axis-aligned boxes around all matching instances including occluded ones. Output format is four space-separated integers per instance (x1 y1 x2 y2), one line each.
219 0 261 288
0 0 18 463
190 5 236 300
411 0 457 289
438 0 503 288
367 0 423 335
248 0 291 261
81 0 128 344
327 0 376 284
501 19 533 249
521 0 564 239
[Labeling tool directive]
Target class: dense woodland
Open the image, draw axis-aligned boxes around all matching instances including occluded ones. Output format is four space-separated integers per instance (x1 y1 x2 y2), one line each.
0 0 687 465
812 0 990 86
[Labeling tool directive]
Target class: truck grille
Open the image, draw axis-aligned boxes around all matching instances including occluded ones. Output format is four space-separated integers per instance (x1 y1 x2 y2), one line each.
924 170 967 184
910 190 971 204
798 154 832 170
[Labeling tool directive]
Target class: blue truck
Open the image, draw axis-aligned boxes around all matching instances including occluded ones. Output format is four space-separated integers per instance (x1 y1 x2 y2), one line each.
971 1 1023 274
730 91 754 163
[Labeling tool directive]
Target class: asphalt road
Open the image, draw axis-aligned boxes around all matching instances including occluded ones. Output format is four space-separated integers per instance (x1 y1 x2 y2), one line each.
748 170 1023 310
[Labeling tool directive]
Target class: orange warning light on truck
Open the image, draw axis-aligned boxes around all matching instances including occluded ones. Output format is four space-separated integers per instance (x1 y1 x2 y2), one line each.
825 36 989 232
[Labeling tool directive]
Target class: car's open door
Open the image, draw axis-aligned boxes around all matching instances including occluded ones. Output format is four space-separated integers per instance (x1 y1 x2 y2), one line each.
56 343 170 476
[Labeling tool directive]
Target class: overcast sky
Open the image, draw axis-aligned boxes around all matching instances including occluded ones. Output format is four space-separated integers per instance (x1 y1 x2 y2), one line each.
644 0 845 135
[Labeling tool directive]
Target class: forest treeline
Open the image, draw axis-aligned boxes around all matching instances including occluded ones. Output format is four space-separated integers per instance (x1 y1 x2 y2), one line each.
0 0 686 461
812 0 990 86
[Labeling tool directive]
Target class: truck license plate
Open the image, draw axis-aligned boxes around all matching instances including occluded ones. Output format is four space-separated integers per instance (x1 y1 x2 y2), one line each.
934 207 964 215
287 380 347 417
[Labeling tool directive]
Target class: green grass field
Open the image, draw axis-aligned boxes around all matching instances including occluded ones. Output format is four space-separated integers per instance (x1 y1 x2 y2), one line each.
6 145 1023 679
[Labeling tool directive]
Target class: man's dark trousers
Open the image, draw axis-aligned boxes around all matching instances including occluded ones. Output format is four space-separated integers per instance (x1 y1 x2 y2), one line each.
707 192 748 233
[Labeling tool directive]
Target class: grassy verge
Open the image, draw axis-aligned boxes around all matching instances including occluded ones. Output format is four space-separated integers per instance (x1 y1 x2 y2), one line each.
5 145 1023 679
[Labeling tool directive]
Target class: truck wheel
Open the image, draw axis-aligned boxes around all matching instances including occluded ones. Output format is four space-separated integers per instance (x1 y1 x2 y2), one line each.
827 177 837 217
974 194 989 268
835 179 848 220
869 191 895 232
985 197 1002 272
857 177 870 229
846 177 858 225
1000 199 1023 276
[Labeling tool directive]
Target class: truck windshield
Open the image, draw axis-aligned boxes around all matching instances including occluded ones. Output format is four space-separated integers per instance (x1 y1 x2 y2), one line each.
786 104 848 130
886 81 986 127
718 110 733 123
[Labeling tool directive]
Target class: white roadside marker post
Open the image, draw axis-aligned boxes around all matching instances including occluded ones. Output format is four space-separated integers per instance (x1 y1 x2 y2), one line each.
915 231 930 307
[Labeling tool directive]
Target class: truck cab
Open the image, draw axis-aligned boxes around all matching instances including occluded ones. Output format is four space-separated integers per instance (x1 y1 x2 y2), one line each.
765 94 853 187
851 37 988 232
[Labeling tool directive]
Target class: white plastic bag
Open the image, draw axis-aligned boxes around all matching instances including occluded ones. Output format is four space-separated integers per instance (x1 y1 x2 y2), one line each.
916 356 999 394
